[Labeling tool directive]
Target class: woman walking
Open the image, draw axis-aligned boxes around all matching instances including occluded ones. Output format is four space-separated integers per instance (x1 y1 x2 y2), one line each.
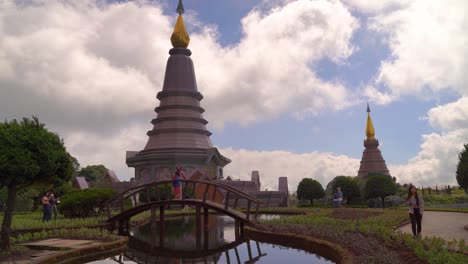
407 185 424 237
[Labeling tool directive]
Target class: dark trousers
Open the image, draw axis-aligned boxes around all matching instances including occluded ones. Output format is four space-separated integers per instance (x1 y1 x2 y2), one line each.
409 208 422 236
43 204 51 222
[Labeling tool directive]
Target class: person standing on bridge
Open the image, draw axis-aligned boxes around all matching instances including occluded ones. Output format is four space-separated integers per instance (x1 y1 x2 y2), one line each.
172 165 186 200
407 185 424 237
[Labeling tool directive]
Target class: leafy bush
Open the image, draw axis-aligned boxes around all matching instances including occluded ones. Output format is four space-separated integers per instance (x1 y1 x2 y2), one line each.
60 188 117 218
138 185 174 202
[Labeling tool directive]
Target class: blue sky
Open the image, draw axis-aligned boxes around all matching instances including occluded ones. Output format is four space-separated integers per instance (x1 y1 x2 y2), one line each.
158 0 435 163
1 0 467 190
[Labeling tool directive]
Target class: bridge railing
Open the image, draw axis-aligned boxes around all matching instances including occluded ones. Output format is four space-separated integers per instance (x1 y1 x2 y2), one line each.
103 179 263 222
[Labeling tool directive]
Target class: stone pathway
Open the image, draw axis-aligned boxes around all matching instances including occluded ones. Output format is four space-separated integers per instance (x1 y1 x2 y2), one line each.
2 239 105 263
398 211 468 241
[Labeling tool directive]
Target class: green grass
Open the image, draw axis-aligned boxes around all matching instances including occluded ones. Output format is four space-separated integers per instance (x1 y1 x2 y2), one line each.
0 212 105 230
11 228 120 244
260 208 468 264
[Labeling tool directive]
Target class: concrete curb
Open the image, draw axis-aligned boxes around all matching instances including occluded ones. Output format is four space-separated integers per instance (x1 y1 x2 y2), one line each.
32 236 128 264
244 226 354 264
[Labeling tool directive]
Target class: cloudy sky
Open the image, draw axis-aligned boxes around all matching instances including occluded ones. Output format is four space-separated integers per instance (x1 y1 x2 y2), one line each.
1 0 467 192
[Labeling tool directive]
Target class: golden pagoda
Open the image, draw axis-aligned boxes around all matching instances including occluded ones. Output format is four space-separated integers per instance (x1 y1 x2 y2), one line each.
357 104 390 179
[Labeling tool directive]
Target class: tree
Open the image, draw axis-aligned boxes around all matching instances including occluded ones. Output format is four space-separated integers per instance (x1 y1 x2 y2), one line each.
364 174 397 209
330 176 360 206
78 164 108 184
0 117 73 249
456 144 468 194
297 178 325 206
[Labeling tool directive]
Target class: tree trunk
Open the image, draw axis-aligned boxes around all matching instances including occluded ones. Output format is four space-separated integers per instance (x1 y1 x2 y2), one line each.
1 183 17 250
381 197 385 209
310 199 313 207
347 197 350 206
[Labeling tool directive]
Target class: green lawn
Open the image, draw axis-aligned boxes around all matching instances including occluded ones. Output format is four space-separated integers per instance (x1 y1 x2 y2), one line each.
260 208 468 264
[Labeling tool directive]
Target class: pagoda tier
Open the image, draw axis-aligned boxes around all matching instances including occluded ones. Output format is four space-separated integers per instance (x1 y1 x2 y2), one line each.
357 139 390 179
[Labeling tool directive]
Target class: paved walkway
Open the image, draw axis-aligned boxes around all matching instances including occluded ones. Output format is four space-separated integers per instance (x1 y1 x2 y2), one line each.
398 211 468 241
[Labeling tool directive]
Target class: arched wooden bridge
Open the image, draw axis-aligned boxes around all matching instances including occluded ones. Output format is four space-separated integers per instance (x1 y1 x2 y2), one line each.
103 179 262 236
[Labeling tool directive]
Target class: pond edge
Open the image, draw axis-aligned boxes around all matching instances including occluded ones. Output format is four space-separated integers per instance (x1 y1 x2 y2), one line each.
244 226 353 264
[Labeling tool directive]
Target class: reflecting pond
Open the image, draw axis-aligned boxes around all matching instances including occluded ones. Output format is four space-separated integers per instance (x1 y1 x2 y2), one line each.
90 214 334 263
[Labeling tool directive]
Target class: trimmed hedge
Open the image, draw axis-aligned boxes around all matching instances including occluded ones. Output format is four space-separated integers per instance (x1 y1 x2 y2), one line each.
60 188 117 218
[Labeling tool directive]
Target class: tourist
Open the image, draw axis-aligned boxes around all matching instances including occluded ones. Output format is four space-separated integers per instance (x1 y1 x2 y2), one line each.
407 185 424 237
42 191 51 222
332 191 338 208
172 165 186 200
49 192 58 220
337 187 343 207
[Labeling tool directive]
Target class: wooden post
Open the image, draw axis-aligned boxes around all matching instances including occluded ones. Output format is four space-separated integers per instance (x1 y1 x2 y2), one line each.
150 205 156 245
233 195 239 209
159 205 165 247
150 205 156 227
212 186 217 201
225 251 231 264
118 219 125 235
255 202 260 221
234 246 241 263
246 200 251 221
256 241 262 256
120 196 124 213
247 240 253 261
240 222 244 238
156 184 160 201
202 184 210 202
132 193 137 207
146 188 150 203
192 182 197 199
196 206 201 249
204 206 209 250
234 220 240 241
106 203 111 219
224 191 230 209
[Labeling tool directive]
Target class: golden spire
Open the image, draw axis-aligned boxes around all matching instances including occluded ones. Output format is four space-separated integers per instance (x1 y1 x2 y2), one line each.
171 0 190 48
366 103 375 141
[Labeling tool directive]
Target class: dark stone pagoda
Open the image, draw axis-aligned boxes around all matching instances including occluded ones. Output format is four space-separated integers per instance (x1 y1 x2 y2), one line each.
357 104 391 179
126 0 230 182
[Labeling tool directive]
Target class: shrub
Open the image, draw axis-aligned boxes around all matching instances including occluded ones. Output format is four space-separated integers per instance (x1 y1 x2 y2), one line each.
138 185 174 202
60 188 117 218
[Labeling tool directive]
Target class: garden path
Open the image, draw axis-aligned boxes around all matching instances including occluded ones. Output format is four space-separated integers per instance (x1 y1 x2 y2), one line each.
398 211 468 241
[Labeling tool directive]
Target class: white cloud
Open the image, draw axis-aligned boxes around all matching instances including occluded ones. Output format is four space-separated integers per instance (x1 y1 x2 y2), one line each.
367 0 468 99
221 148 360 192
0 0 360 178
427 97 468 131
65 123 147 179
344 0 410 14
362 85 396 105
390 129 468 186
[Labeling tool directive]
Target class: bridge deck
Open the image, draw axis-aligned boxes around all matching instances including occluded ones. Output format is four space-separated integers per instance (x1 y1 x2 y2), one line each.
107 199 249 224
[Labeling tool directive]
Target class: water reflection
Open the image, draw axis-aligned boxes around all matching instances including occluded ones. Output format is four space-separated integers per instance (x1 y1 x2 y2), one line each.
90 214 334 264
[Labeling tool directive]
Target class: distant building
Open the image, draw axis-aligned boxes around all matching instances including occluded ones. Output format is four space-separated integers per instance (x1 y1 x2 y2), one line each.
217 171 289 207
357 104 391 179
72 176 89 190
